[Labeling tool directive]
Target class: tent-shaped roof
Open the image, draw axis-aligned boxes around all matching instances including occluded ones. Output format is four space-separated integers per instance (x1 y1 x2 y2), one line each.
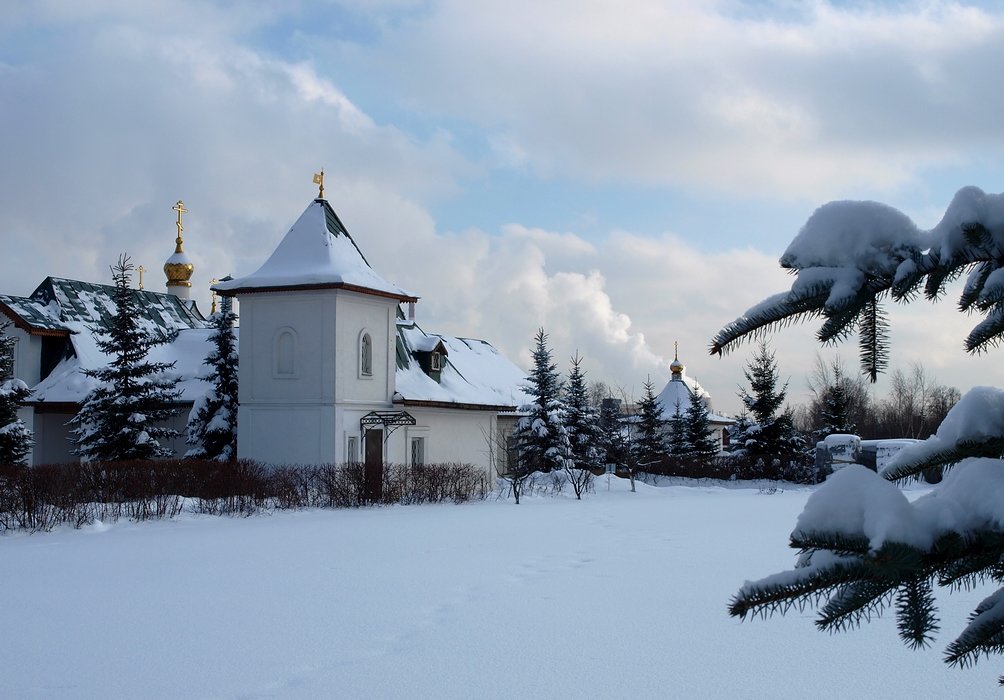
215 199 417 302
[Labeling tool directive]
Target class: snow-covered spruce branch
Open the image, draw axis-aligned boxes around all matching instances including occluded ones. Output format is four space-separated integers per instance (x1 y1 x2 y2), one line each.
714 188 1004 683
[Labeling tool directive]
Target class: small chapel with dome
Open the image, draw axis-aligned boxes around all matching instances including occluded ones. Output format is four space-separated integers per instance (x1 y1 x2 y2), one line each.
655 344 734 451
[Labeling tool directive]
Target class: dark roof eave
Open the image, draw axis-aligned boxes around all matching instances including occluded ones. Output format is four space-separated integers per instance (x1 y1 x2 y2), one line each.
393 397 517 412
216 281 418 303
0 301 71 337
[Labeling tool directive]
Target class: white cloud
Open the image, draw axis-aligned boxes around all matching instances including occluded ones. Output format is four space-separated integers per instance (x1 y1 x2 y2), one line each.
340 0 1004 198
3 0 1003 420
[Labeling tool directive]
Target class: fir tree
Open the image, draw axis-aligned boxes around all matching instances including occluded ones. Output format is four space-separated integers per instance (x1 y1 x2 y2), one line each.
562 353 599 498
186 292 239 461
815 361 856 440
72 255 181 461
0 322 34 465
597 397 628 471
684 390 718 458
633 378 667 471
666 399 689 456
513 328 569 473
734 341 802 458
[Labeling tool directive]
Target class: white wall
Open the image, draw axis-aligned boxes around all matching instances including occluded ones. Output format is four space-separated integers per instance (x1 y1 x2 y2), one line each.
391 406 500 477
235 287 399 466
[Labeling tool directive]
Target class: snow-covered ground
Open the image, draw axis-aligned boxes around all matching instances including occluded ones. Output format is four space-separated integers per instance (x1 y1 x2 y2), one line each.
1 477 998 698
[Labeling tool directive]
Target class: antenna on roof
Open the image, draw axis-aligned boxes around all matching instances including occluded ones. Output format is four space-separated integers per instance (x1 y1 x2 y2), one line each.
313 169 325 200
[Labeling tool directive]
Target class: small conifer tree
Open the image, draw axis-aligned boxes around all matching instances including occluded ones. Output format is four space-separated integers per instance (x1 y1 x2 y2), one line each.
563 353 599 498
666 400 689 456
72 255 181 461
186 292 239 461
0 321 34 465
634 378 666 470
734 340 802 459
684 390 718 459
815 361 856 440
513 328 569 473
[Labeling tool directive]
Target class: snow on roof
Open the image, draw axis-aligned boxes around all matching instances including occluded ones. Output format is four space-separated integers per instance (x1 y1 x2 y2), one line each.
2 278 206 336
215 199 416 301
30 325 227 405
395 321 530 409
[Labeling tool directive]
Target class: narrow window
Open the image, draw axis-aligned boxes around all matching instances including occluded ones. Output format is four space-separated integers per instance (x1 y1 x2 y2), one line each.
360 332 373 377
275 329 295 376
346 436 359 464
430 352 442 371
410 437 425 466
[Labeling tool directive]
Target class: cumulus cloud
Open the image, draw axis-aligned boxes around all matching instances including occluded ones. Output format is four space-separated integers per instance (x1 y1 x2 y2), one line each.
3 1 1003 418
336 0 1004 198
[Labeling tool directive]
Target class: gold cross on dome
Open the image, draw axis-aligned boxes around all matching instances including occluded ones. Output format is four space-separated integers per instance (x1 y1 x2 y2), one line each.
137 265 146 290
313 169 325 199
210 278 219 314
172 200 188 253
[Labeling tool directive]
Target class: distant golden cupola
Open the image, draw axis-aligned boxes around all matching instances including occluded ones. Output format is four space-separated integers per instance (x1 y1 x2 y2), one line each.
164 199 194 299
670 341 685 379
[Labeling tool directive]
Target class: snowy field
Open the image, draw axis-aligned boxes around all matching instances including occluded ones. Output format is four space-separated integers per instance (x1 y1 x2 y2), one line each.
2 477 998 699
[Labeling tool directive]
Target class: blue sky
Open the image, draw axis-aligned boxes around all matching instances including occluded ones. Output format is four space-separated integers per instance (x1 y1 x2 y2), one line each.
4 0 1004 414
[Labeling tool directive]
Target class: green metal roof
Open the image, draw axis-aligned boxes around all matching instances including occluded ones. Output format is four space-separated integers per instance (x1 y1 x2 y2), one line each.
2 277 207 335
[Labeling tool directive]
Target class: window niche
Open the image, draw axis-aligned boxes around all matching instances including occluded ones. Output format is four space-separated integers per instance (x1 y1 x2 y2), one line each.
273 327 297 378
359 330 373 378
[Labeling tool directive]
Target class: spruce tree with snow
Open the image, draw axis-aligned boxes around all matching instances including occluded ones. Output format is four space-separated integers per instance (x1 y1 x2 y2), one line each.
72 255 181 461
666 399 688 456
597 396 628 469
186 291 239 461
0 322 33 465
684 390 718 459
634 378 667 470
733 340 802 459
713 186 1004 680
562 353 599 498
513 328 570 473
815 361 856 440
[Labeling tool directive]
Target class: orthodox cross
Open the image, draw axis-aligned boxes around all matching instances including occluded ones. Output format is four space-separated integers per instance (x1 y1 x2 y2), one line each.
313 169 325 199
210 278 219 315
137 265 146 290
173 199 188 253
674 341 678 361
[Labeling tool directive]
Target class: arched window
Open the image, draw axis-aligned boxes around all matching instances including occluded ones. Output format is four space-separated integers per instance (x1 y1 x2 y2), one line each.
274 328 296 377
360 331 373 377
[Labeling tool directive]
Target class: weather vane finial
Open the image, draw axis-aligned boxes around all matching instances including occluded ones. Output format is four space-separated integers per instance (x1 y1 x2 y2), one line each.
313 169 325 199
172 200 188 253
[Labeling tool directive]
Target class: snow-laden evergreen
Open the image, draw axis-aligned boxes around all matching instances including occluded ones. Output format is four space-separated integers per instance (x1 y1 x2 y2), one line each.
512 328 569 473
0 322 33 465
715 186 1004 679
815 361 856 440
634 378 667 468
732 341 802 459
72 256 181 461
562 354 599 498
666 399 688 456
684 389 718 459
186 293 239 461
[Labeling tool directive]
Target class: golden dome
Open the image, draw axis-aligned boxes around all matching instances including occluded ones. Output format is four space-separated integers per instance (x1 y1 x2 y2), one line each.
165 254 194 286
670 341 684 375
165 199 194 288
